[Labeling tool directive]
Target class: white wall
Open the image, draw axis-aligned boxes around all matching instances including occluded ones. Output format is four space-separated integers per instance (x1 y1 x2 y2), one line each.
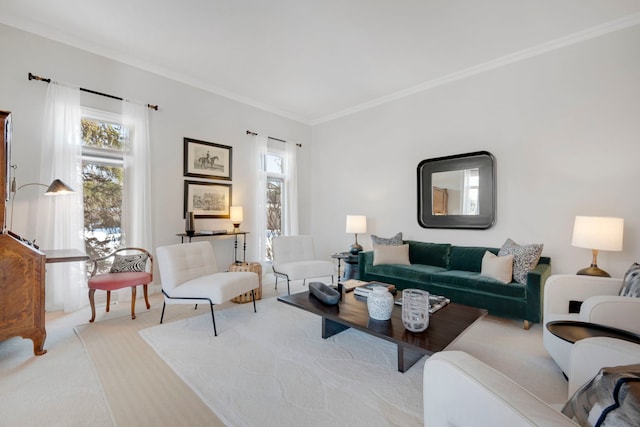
0 23 312 271
2 22 639 282
311 25 640 278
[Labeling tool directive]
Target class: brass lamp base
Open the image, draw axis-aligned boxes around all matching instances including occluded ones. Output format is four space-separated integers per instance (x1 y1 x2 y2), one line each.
349 243 363 255
576 265 611 277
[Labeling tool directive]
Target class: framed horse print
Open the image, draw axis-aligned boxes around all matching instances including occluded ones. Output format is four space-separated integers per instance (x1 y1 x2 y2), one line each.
183 137 232 180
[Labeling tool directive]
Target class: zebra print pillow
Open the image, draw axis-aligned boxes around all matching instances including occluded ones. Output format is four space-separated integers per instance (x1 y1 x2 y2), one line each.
110 253 148 273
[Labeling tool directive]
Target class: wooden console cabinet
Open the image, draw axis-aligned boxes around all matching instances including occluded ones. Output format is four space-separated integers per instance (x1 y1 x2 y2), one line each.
0 110 48 355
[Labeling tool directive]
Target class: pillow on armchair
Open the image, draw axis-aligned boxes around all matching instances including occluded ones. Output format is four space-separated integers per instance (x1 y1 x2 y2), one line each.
619 263 640 298
562 364 640 426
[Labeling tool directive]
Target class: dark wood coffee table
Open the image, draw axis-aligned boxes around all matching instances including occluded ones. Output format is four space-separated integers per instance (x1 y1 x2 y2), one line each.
277 290 487 372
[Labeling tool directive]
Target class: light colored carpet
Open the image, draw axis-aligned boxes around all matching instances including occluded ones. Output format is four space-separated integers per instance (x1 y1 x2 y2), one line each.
140 295 568 427
75 303 225 427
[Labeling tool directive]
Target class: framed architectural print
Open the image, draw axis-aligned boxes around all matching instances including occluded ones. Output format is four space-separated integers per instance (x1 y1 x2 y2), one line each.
184 181 232 218
183 137 232 180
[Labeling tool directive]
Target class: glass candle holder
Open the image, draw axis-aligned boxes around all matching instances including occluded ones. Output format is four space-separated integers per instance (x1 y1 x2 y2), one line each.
402 289 430 332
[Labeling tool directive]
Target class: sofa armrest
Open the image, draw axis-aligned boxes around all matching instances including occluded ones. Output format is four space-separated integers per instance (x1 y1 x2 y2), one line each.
543 275 623 319
524 262 552 323
568 337 640 397
358 251 373 280
579 296 640 334
424 351 577 427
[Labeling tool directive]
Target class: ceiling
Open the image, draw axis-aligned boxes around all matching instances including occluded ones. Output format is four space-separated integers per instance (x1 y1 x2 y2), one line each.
1 1 639 124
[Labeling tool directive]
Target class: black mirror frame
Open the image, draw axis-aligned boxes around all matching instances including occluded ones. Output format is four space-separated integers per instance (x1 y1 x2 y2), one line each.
417 151 495 229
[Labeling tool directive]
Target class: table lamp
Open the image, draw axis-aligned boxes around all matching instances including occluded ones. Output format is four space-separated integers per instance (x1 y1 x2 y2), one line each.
230 206 243 232
346 215 366 255
571 216 624 277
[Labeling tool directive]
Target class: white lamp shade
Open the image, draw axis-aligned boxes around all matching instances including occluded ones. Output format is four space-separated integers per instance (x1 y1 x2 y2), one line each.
346 215 367 234
230 206 243 224
571 216 624 251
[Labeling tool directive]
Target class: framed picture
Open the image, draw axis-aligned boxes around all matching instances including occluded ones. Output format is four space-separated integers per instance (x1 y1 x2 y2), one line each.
184 181 232 218
183 137 232 180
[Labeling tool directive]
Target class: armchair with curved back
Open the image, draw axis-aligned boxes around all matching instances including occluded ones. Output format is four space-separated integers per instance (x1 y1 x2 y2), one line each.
543 274 640 375
88 247 153 322
271 235 334 295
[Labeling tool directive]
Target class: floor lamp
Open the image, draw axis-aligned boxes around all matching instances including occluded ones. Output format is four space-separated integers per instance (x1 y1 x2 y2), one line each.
9 177 75 232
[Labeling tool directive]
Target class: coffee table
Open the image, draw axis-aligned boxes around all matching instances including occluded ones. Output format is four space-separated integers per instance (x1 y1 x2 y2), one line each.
277 290 487 372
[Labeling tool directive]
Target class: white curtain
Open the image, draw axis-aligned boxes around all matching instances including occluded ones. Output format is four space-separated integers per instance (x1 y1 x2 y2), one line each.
121 100 152 250
283 142 299 235
251 135 268 264
36 83 85 312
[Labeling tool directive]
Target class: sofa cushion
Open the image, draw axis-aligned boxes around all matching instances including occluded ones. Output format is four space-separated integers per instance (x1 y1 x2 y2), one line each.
430 270 479 290
373 244 410 266
406 241 450 268
371 232 403 246
368 263 446 283
620 263 640 298
449 246 499 272
481 251 514 284
498 238 543 284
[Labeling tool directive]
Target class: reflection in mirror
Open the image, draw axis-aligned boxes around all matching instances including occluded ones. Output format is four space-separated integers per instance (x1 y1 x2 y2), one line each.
417 151 495 229
432 168 479 215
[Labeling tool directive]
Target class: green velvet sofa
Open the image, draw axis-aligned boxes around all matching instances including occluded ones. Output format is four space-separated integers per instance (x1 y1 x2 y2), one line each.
358 240 551 328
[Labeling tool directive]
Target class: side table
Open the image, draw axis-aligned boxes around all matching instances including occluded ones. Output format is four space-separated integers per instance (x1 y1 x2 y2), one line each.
546 321 640 345
230 262 262 303
331 252 360 281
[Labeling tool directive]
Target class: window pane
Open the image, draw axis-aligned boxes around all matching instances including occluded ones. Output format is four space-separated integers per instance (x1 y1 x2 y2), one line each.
266 177 283 262
83 162 123 263
81 115 125 270
81 118 125 150
265 154 283 174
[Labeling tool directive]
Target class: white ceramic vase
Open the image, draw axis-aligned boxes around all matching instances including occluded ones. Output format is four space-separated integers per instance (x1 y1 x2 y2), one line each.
402 289 430 332
367 286 394 320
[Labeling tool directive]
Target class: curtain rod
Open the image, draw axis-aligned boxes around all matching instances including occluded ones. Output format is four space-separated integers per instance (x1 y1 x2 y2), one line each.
28 72 159 111
246 130 302 147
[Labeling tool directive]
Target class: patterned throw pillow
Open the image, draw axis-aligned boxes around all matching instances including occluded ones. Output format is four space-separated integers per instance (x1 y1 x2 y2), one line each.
620 263 640 298
497 238 543 284
371 232 403 247
110 253 148 273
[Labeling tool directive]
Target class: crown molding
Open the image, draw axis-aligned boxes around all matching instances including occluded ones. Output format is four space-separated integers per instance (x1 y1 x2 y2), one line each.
311 12 640 125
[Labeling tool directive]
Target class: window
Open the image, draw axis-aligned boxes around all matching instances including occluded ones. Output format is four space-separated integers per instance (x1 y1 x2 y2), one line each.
81 108 125 267
265 151 284 262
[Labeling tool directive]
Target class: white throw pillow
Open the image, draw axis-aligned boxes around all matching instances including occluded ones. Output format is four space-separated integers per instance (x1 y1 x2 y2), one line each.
373 244 411 266
480 251 513 284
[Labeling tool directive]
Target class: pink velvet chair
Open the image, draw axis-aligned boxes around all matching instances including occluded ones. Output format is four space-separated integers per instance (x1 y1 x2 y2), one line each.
88 247 153 322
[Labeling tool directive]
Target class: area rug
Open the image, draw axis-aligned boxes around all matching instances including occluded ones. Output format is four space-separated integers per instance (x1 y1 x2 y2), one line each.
140 296 568 427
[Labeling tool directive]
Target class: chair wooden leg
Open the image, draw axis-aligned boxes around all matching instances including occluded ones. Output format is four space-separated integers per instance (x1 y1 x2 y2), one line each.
523 320 531 330
252 289 257 313
143 284 150 309
106 291 111 312
130 286 137 320
89 289 97 323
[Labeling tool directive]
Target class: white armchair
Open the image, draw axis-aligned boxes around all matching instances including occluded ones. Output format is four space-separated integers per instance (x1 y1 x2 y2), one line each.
543 274 640 374
423 337 640 427
156 241 259 336
271 235 334 295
